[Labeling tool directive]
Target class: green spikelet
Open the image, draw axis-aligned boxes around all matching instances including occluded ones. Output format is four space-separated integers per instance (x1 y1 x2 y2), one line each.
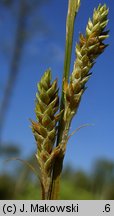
64 4 109 121
31 69 62 198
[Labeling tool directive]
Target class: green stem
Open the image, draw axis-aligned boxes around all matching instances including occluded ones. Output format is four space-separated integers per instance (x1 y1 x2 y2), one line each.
57 0 80 145
49 0 80 200
49 120 71 200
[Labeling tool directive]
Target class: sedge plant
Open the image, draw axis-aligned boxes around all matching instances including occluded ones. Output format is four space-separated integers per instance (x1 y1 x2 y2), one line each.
31 0 109 199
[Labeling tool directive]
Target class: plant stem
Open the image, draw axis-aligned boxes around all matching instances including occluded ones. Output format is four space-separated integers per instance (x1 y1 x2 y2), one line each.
49 120 71 199
57 0 80 145
49 1 80 199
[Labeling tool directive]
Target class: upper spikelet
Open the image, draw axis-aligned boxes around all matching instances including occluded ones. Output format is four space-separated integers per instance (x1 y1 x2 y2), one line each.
64 4 109 120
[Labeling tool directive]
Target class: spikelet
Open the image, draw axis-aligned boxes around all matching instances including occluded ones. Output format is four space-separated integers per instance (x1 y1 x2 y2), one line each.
64 4 109 121
31 69 62 197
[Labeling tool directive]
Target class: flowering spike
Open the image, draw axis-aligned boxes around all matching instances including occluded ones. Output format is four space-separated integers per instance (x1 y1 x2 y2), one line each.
31 69 62 198
64 4 109 120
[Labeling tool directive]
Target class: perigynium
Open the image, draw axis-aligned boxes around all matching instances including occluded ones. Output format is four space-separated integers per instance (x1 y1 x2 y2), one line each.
31 0 109 200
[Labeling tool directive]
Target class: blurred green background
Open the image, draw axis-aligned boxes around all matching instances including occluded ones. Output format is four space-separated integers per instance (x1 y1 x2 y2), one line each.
0 0 114 200
0 154 114 199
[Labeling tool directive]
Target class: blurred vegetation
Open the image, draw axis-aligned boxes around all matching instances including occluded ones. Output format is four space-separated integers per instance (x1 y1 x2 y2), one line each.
0 157 114 200
0 0 51 142
0 144 20 156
